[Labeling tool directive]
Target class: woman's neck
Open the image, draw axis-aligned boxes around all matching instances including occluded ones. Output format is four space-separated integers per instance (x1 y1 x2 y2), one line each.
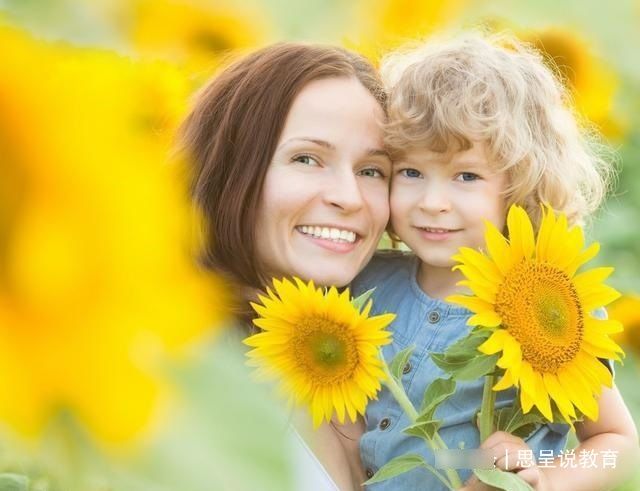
416 261 465 300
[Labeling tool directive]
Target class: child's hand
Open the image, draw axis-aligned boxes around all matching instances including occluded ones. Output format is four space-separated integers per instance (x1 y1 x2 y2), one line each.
458 431 552 491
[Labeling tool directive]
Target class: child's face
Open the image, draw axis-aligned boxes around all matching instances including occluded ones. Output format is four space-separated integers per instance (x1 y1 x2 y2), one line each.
390 140 508 269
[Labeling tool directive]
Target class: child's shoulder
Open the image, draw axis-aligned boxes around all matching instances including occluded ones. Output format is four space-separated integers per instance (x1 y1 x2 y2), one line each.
350 249 415 296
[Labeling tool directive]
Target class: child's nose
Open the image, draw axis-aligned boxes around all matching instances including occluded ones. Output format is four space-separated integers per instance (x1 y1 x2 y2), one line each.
419 186 452 214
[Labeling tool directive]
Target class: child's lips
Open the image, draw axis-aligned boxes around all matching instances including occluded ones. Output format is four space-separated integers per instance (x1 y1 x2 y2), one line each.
415 226 462 241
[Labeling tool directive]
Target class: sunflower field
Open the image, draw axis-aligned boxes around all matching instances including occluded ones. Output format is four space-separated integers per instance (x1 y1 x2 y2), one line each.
1 0 639 489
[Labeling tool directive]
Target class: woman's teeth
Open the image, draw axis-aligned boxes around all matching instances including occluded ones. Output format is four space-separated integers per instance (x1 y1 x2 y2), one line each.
298 226 357 243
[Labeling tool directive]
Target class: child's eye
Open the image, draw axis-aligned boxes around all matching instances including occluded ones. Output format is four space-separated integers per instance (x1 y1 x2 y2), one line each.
399 168 422 178
456 172 480 182
293 154 320 166
358 167 386 178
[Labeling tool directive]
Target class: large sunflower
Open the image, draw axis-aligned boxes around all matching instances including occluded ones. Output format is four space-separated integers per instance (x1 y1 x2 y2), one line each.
0 25 224 442
244 278 394 427
447 205 624 423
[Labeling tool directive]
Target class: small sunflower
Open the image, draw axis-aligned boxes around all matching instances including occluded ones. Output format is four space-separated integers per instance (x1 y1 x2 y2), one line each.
609 295 640 354
447 205 624 423
244 278 394 427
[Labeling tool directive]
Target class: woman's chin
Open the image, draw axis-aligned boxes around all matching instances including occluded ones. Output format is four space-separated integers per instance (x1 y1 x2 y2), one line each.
293 267 357 288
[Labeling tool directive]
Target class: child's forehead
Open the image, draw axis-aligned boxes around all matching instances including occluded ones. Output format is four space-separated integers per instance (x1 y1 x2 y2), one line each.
394 141 491 167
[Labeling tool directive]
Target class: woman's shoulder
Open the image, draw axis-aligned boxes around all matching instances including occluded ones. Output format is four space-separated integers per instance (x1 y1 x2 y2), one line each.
350 249 415 297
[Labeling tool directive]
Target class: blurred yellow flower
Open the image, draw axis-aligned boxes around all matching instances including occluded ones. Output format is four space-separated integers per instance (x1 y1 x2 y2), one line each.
608 295 640 353
128 0 271 72
0 25 226 443
245 278 394 428
347 0 468 62
520 27 623 139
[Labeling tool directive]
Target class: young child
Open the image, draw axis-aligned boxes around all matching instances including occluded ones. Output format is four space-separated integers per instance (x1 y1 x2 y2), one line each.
351 32 639 490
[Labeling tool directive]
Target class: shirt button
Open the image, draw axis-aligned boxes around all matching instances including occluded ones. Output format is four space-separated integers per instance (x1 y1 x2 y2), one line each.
402 361 412 374
428 310 441 323
379 417 391 430
366 468 375 479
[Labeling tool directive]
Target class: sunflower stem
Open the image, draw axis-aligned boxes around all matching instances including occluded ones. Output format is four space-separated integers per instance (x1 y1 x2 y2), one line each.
479 374 497 442
380 358 462 490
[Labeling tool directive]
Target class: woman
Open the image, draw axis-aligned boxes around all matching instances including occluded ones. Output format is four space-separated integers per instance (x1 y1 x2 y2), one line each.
179 43 391 490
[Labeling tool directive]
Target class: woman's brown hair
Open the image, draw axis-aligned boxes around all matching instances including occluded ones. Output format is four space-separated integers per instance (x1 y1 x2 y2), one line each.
179 43 386 297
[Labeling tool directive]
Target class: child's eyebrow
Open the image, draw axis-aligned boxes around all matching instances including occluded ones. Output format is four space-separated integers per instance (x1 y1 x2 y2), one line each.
450 160 488 169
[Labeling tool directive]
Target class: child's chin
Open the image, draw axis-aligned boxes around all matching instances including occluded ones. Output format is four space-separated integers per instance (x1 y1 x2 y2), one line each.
418 254 456 269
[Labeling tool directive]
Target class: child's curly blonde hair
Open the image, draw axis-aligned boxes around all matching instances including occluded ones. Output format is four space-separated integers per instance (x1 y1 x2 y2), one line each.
381 31 616 227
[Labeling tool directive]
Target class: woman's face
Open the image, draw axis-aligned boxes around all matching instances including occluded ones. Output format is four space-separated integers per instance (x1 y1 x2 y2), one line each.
255 76 390 287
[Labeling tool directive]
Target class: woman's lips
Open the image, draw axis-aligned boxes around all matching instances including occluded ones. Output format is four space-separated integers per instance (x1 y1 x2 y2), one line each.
295 226 360 253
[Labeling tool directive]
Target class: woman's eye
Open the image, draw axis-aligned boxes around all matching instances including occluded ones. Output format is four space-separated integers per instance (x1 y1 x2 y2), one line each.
400 168 422 178
456 172 480 182
358 167 385 178
293 155 319 166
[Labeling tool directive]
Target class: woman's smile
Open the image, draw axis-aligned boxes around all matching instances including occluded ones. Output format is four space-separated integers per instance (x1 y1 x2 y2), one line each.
295 225 361 253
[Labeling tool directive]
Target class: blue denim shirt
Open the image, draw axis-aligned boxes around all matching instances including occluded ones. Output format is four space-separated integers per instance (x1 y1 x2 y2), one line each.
351 251 572 490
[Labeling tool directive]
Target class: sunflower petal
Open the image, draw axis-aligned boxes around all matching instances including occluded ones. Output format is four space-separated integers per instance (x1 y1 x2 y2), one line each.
493 370 515 391
581 284 621 311
478 329 508 355
484 220 514 275
446 294 495 315
535 205 556 262
532 371 553 421
468 311 502 327
507 205 535 261
542 372 576 422
565 242 600 277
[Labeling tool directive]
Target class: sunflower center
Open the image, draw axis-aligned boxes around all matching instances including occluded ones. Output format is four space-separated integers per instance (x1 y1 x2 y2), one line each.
495 260 584 373
292 316 359 385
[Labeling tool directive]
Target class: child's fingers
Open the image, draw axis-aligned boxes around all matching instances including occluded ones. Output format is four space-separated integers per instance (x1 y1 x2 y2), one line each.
516 467 541 487
480 431 524 449
491 442 533 470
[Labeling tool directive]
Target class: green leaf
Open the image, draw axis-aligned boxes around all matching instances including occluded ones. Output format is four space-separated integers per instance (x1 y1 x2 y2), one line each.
389 346 415 382
404 419 443 440
364 454 426 485
431 353 499 381
430 352 472 371
494 404 544 439
453 354 499 381
444 328 493 359
350 288 375 312
419 378 456 420
473 468 534 491
0 474 29 491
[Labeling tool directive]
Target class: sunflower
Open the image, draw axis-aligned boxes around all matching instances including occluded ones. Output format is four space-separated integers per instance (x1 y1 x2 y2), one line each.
609 295 640 354
521 27 622 139
447 205 624 423
128 0 271 73
244 278 394 428
346 0 468 63
0 25 225 442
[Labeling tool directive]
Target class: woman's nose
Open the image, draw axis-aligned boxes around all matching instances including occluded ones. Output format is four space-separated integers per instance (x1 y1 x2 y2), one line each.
322 170 365 213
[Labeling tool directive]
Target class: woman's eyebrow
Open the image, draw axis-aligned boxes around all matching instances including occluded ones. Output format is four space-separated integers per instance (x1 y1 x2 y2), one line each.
278 137 335 150
366 148 390 158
